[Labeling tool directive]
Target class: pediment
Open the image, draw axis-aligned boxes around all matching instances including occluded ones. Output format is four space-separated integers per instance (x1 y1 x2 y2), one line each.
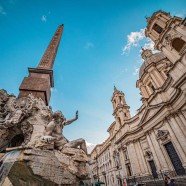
140 103 164 125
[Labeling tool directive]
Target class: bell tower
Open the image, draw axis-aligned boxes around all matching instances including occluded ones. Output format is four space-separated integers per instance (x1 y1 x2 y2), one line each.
19 25 64 105
111 86 131 126
145 10 186 64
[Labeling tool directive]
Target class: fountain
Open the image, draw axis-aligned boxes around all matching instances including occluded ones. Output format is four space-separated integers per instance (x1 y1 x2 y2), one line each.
0 89 90 185
0 151 21 185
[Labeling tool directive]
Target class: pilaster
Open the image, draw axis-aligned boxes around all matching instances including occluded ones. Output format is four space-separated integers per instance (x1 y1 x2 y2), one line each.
165 118 186 166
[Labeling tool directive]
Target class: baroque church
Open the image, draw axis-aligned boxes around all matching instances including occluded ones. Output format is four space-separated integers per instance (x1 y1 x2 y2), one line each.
89 10 186 186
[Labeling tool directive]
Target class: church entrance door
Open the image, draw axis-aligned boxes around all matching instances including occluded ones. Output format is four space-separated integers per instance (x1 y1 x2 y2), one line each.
164 142 185 175
149 160 158 178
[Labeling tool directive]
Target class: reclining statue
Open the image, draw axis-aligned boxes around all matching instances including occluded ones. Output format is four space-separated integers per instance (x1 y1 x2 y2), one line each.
0 90 89 184
40 110 87 154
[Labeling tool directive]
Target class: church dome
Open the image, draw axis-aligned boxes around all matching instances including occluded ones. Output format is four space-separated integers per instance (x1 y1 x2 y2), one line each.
139 49 166 78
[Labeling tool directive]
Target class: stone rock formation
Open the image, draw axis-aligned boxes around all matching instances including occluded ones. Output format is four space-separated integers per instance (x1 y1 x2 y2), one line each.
0 89 89 185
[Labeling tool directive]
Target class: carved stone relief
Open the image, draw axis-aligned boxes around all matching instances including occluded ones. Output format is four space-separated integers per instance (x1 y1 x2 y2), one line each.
156 129 169 141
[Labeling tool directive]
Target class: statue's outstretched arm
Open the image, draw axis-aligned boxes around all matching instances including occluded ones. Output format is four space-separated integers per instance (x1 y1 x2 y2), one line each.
64 111 78 126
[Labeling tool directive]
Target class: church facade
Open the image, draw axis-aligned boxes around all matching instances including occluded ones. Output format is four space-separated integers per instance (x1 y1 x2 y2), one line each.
89 11 186 185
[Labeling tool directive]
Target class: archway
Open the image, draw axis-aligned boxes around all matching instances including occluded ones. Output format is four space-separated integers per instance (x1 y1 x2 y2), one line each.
172 38 185 52
8 134 24 148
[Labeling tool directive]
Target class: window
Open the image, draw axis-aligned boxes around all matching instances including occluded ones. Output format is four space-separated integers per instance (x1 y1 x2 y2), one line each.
152 23 163 34
172 38 185 52
126 164 132 176
148 82 156 92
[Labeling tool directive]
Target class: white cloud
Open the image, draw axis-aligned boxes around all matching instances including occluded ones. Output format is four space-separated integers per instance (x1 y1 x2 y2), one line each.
122 28 145 53
86 141 96 154
41 15 47 22
84 42 94 49
122 28 158 54
133 67 139 76
0 5 6 15
142 38 158 53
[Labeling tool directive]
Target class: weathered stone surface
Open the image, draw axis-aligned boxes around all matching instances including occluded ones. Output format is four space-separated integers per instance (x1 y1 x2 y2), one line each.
62 147 88 162
0 90 89 185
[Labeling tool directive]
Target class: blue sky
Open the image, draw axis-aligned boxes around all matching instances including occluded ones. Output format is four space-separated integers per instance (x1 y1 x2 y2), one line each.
0 0 185 145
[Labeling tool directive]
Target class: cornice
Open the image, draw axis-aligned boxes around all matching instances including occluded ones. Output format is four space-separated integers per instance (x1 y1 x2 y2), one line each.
139 54 167 79
112 104 130 116
115 126 142 144
172 71 186 89
114 87 183 145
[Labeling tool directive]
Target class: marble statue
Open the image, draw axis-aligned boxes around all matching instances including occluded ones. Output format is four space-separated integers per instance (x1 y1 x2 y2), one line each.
41 110 87 154
0 89 89 185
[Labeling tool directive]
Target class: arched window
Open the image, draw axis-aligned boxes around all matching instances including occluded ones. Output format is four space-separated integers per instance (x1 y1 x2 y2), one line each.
172 38 185 52
152 23 163 34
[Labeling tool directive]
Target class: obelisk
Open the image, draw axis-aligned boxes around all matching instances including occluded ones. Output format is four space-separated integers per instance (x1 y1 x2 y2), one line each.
19 25 64 105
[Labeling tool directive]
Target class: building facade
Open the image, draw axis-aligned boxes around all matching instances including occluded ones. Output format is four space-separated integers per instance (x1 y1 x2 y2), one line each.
90 11 186 185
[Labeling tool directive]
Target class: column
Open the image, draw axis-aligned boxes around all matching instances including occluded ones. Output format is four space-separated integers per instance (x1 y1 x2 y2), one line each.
179 112 186 128
174 113 186 137
141 85 150 98
127 142 140 175
136 140 149 174
148 72 160 88
134 142 143 174
151 130 170 170
162 47 179 64
138 80 150 98
149 33 157 41
151 67 164 86
165 119 186 166
120 149 127 177
169 116 186 154
156 19 166 28
146 133 161 171
176 27 186 37
146 84 153 95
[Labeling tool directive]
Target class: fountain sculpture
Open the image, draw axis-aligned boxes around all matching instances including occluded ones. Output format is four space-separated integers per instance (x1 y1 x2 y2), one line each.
0 24 89 185
0 89 89 185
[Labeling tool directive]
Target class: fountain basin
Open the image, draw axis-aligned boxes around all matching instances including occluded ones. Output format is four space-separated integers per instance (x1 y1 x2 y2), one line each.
6 148 89 186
